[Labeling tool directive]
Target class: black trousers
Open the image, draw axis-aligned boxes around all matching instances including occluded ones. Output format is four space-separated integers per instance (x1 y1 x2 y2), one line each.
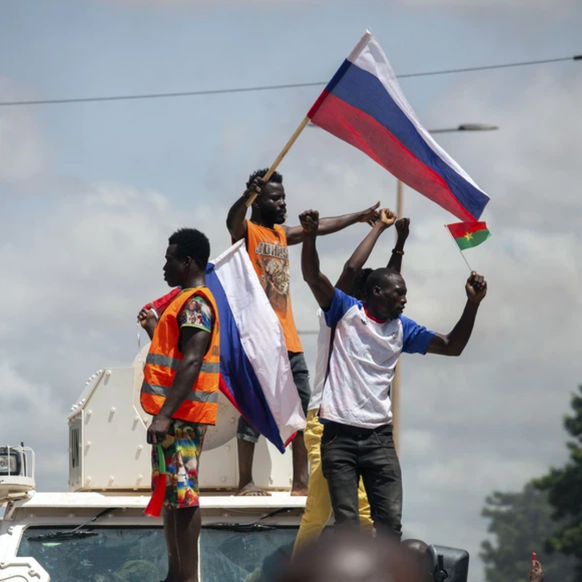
320 422 403 538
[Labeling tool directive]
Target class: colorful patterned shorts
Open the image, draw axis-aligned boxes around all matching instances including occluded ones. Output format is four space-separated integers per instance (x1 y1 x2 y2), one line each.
151 420 207 509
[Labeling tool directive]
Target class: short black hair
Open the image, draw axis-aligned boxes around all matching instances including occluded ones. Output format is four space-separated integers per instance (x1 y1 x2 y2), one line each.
246 168 283 189
168 228 210 270
365 267 402 297
351 268 373 300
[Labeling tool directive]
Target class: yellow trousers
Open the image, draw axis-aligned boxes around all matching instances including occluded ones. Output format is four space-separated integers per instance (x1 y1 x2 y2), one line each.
293 410 373 556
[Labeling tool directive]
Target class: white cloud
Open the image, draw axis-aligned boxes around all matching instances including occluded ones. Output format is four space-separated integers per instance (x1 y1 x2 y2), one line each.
0 363 65 488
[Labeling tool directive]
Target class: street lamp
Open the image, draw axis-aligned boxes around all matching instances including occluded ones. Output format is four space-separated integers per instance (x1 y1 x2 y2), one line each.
392 122 498 454
429 123 499 134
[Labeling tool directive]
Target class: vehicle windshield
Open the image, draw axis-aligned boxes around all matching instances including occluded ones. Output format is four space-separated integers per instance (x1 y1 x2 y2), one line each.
18 526 297 582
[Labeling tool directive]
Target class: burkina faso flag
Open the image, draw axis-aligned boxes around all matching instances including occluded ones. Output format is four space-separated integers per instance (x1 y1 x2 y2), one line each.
446 221 491 250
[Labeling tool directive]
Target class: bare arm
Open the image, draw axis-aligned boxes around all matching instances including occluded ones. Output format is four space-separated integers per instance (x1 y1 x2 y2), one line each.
285 201 380 245
336 208 397 293
147 327 210 444
226 178 265 242
300 210 336 310
426 272 487 356
386 218 410 274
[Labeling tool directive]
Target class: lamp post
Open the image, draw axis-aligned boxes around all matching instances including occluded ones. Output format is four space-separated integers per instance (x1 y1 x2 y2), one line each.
392 123 498 454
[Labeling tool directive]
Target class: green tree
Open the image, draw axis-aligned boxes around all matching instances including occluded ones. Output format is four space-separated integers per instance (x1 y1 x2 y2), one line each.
480 481 576 582
536 385 582 577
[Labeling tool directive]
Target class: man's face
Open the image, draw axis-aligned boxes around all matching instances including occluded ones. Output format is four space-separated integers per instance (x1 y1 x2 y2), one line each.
372 274 408 320
258 183 287 225
163 244 188 288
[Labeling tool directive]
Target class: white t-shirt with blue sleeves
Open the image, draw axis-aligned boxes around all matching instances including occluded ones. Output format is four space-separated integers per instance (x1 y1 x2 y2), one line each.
320 288 435 429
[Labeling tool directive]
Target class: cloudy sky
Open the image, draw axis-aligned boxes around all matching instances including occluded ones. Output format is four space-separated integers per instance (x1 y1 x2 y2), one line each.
1 0 581 578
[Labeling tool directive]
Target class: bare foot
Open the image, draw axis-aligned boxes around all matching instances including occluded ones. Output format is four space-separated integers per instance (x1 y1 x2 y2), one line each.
290 483 308 496
235 481 271 497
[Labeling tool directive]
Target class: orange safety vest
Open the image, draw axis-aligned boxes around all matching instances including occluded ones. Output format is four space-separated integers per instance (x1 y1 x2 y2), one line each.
140 287 220 425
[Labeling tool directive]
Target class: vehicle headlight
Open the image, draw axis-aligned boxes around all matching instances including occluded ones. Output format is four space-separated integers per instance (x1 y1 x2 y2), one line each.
0 448 21 475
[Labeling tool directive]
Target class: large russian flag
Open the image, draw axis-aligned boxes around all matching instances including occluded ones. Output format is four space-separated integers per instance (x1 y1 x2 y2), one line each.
308 31 490 222
142 242 305 453
206 241 305 452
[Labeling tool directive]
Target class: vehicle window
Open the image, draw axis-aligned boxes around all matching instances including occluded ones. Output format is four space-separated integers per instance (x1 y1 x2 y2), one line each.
18 526 297 582
18 527 166 582
201 528 296 582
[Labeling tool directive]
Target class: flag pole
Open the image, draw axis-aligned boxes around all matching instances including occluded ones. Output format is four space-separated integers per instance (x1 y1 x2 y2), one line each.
245 116 311 207
444 226 474 272
392 179 404 456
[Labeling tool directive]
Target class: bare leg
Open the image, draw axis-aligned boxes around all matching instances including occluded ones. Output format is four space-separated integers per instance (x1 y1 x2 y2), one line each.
174 506 201 582
162 508 180 582
291 431 308 496
236 438 270 496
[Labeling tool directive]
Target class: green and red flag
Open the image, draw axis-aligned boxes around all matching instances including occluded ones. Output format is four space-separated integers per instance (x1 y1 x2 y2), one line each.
446 221 491 250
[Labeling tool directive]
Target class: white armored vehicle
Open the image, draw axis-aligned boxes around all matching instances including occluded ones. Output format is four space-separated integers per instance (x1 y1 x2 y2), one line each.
0 346 304 582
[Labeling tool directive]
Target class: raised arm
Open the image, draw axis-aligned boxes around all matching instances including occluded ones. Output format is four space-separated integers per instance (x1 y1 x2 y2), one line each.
426 272 487 356
285 201 380 246
336 208 396 293
386 218 410 274
300 210 336 310
226 178 264 242
146 327 210 444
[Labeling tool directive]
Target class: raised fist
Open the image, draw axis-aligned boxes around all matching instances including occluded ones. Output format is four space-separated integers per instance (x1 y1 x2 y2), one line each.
466 272 487 304
299 209 320 234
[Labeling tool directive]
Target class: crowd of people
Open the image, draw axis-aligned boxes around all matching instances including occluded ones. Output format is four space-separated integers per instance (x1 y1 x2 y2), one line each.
138 169 488 582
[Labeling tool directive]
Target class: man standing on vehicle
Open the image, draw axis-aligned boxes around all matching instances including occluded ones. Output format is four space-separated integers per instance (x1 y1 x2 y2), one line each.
140 227 219 582
293 209 410 555
226 168 380 496
300 209 487 538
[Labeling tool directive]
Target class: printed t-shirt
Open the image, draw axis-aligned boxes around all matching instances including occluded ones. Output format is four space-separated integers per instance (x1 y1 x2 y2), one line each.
245 219 302 353
320 288 435 429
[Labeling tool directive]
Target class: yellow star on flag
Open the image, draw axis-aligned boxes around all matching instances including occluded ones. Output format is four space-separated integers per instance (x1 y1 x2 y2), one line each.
464 232 474 241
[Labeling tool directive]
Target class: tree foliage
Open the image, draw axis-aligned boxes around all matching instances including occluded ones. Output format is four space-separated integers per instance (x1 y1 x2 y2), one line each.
535 385 582 577
480 482 576 582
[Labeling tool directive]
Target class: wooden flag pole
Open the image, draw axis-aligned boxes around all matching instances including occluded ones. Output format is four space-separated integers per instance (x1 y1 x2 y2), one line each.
245 116 311 208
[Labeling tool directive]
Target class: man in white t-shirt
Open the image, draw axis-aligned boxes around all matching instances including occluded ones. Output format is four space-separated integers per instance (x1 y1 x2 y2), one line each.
293 210 410 555
299 209 487 538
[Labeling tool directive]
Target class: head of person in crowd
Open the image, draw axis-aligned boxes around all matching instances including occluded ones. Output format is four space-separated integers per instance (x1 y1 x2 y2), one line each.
163 228 210 288
364 267 408 321
247 168 287 227
351 268 373 301
273 530 426 582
